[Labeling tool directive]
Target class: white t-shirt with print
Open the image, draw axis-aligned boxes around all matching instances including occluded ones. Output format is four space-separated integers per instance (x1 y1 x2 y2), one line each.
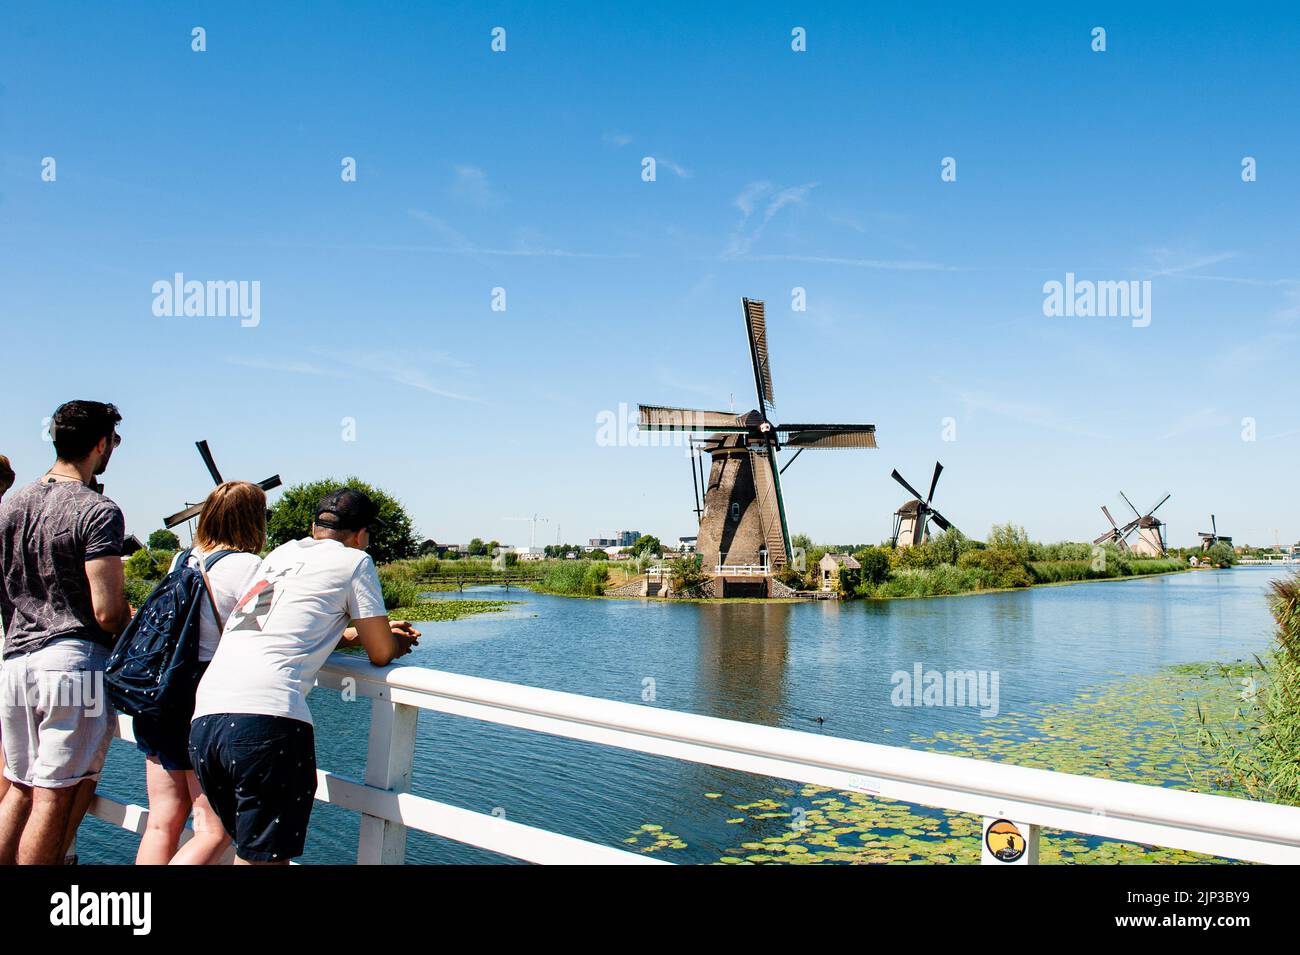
168 548 263 663
193 537 386 725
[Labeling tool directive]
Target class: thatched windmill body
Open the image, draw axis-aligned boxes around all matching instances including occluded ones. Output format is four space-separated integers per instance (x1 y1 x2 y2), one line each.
639 298 877 578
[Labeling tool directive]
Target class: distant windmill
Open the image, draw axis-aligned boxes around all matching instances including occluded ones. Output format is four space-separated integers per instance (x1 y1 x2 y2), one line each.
164 440 282 528
889 462 958 548
1121 491 1171 557
1093 504 1136 553
1198 515 1233 551
639 297 877 579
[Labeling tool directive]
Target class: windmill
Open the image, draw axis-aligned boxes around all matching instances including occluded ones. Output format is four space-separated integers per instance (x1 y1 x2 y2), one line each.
889 462 959 548
163 440 282 529
638 298 877 587
1092 503 1137 553
1120 491 1170 557
1198 515 1232 551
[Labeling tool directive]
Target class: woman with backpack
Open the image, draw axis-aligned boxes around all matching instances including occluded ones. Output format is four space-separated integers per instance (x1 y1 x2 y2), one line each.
133 481 266 865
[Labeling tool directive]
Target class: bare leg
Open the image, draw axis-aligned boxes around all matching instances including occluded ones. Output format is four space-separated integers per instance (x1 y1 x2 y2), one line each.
0 735 9 806
136 758 193 865
168 775 231 865
57 778 98 863
0 783 33 865
17 785 77 865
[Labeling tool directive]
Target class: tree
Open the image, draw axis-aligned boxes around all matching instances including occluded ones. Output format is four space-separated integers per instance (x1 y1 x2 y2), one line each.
148 528 181 551
267 477 418 565
1207 541 1237 568
630 534 663 559
854 546 892 585
467 538 488 556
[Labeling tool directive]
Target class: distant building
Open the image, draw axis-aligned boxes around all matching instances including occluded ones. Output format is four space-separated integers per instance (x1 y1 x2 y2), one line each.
588 537 617 548
617 530 642 547
677 536 698 553
514 546 546 560
819 553 860 592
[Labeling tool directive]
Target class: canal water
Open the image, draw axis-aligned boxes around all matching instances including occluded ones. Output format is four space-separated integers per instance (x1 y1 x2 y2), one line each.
83 567 1289 863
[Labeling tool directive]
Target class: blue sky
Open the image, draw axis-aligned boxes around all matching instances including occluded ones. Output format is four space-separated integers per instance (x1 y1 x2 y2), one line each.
1 2 1297 549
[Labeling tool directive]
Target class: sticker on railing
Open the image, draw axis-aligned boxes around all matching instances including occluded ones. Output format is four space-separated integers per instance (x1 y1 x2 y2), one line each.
981 817 1037 865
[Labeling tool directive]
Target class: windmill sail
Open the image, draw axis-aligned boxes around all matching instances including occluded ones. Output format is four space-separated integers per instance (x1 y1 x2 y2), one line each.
777 424 877 449
743 298 775 412
638 405 752 432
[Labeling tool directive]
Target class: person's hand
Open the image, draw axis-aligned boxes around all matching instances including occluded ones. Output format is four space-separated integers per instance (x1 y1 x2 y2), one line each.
390 620 421 657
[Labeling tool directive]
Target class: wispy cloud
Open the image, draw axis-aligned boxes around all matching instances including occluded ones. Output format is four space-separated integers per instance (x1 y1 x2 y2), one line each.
658 158 691 179
227 348 479 402
1159 406 1232 441
956 388 1110 440
739 252 957 271
450 165 505 210
1144 248 1237 275
724 181 817 255
407 209 635 259
602 131 633 147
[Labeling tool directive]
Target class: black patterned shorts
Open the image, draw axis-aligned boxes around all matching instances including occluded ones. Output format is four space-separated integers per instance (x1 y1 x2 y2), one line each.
189 713 317 862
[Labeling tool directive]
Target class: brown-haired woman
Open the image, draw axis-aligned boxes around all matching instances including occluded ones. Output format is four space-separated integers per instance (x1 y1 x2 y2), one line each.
134 481 266 865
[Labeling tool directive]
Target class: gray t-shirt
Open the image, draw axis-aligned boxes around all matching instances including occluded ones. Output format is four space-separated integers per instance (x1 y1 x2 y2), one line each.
0 479 126 658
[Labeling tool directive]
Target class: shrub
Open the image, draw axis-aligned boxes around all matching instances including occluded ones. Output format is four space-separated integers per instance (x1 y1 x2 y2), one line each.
835 566 862 598
987 523 1031 559
669 555 709 594
959 547 1032 588
1207 542 1237 568
890 542 941 570
123 577 156 607
537 561 609 596
854 546 892 585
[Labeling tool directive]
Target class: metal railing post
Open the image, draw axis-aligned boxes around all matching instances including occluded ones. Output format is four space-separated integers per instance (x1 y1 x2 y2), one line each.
356 696 419 864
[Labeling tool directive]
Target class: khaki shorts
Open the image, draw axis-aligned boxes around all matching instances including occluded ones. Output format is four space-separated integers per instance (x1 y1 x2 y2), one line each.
0 640 115 788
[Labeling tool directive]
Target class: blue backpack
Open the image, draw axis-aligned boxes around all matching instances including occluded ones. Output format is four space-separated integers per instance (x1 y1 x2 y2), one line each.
104 548 236 719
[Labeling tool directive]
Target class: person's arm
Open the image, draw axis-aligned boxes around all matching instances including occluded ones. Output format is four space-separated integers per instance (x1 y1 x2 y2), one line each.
348 616 420 666
86 555 131 635
340 557 419 665
84 502 130 635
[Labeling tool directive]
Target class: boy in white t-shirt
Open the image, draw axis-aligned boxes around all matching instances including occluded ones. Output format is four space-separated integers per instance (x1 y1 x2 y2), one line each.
190 488 420 864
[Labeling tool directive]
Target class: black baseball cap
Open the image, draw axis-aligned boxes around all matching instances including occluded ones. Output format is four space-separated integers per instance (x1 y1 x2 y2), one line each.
314 488 387 532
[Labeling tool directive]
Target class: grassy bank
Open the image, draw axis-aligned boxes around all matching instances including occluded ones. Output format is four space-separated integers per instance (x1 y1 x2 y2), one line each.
1199 571 1300 808
797 527 1189 601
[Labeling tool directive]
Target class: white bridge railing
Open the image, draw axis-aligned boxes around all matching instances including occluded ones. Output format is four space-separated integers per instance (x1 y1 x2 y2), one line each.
89 654 1300 865
714 564 771 576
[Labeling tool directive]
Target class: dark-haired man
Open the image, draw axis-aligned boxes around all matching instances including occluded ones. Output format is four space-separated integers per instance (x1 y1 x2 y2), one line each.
0 401 131 864
190 487 419 864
